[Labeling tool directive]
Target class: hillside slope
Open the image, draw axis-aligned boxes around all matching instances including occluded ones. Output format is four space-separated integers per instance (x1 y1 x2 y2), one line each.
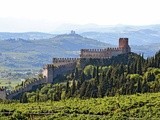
0 33 111 70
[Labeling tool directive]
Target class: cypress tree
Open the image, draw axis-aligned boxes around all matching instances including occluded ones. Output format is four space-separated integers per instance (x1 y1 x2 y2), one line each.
136 79 142 93
35 89 40 102
84 82 92 97
80 72 85 84
95 66 99 84
20 92 28 103
74 68 79 79
136 58 142 75
71 79 76 96
92 67 96 78
65 80 70 94
79 81 87 98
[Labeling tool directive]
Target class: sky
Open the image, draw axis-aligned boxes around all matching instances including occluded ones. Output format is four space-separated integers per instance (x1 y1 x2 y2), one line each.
0 0 160 32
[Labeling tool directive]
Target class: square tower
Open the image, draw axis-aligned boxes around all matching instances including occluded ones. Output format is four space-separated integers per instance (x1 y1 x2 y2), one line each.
119 38 131 53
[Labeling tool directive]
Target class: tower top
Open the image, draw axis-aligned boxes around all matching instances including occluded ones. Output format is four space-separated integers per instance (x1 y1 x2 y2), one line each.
119 38 129 48
119 38 131 53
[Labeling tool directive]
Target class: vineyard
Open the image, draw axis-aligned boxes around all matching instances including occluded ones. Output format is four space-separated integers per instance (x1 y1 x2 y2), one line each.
1 92 160 119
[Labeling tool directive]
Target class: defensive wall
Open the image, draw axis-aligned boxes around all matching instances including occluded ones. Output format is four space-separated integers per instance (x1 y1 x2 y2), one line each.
6 78 46 99
0 37 131 100
52 58 79 66
43 62 77 83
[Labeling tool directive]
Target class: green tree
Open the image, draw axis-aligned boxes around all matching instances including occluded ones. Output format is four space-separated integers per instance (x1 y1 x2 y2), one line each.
71 79 76 96
20 92 28 103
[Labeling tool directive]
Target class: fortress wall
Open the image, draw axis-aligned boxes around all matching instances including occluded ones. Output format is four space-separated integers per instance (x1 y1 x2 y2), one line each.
53 62 76 77
110 49 123 56
80 48 122 58
7 78 46 99
53 58 79 66
42 62 77 83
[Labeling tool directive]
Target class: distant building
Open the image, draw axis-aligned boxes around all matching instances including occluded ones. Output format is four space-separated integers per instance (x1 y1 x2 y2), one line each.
70 30 76 35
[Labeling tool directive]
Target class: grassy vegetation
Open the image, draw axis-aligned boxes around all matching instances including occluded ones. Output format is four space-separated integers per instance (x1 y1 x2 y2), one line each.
1 92 160 119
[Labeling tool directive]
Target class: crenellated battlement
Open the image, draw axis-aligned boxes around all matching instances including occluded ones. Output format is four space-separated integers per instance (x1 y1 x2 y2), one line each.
54 62 76 69
52 58 79 67
53 58 79 63
46 64 54 68
81 47 120 52
6 78 46 99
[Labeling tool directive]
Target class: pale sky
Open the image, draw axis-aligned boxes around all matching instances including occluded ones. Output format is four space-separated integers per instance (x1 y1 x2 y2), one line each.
0 0 160 32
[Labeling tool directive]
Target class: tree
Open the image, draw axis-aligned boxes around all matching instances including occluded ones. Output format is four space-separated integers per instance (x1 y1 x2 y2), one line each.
95 66 99 84
79 81 87 98
136 78 142 93
74 67 79 79
65 80 70 94
136 58 142 75
71 79 76 96
84 82 92 97
80 72 85 84
92 67 96 78
98 72 107 97
20 92 28 103
35 89 40 102
83 65 94 79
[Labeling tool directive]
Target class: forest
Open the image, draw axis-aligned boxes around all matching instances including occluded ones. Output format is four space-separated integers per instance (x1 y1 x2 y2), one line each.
20 51 160 102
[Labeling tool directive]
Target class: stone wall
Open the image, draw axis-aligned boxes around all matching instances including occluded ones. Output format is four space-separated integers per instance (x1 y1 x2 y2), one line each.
80 48 122 58
6 78 46 99
53 58 79 66
53 62 77 77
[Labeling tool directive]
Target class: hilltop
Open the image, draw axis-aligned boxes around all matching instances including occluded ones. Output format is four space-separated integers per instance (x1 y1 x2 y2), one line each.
0 32 55 40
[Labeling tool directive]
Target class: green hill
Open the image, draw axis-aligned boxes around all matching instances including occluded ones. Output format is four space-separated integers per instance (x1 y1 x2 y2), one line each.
0 33 111 81
0 33 111 69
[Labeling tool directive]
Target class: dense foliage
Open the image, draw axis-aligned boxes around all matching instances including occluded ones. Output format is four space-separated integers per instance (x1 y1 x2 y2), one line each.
19 51 160 102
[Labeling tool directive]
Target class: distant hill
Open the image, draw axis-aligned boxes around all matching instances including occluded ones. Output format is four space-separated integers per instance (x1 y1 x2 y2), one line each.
0 32 55 40
0 27 159 71
0 32 111 70
80 25 160 45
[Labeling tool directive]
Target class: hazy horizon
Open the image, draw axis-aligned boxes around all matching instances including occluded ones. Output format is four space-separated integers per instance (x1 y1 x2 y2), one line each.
0 0 160 32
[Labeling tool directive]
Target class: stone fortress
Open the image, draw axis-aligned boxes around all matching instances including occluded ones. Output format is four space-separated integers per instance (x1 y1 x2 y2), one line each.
42 36 131 83
0 32 131 100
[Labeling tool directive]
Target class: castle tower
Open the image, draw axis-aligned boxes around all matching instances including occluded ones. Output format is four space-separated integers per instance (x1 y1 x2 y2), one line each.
119 38 131 53
42 64 54 83
0 87 6 100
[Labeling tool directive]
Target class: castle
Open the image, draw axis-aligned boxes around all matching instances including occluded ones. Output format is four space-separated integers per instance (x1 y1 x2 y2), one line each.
42 37 131 83
0 35 131 100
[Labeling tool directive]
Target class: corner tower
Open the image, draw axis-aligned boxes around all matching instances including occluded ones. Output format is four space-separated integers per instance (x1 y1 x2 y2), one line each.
119 38 131 53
